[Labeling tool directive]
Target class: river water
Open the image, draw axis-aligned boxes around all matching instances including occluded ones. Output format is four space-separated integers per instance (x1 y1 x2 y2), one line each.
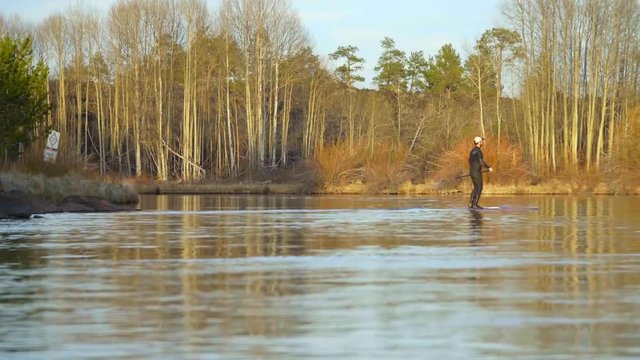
1 195 640 359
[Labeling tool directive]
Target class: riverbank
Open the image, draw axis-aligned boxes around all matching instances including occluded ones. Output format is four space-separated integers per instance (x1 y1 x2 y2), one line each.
133 178 640 196
134 182 304 195
0 171 138 220
3 172 636 220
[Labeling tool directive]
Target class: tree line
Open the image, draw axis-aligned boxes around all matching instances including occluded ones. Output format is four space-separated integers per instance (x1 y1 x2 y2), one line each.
0 0 638 182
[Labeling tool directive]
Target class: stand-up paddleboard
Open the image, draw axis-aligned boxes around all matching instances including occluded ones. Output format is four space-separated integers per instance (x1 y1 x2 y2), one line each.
470 205 539 211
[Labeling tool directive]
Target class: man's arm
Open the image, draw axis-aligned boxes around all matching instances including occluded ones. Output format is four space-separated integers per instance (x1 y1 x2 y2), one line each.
479 151 493 171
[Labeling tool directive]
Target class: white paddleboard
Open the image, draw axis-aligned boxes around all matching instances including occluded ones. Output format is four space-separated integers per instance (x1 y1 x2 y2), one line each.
470 205 539 211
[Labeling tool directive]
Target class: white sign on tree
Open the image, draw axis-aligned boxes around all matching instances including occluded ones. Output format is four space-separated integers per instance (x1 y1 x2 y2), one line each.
44 130 61 163
46 130 60 150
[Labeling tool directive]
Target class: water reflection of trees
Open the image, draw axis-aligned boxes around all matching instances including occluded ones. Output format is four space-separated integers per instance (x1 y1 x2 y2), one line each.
467 196 640 354
104 195 412 341
114 195 640 343
0 231 48 323
7 195 640 356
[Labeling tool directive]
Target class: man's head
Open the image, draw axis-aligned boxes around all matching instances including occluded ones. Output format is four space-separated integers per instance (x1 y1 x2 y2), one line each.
473 136 485 146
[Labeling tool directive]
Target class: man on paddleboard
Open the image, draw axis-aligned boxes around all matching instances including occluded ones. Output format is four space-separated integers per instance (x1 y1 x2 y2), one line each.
469 136 493 209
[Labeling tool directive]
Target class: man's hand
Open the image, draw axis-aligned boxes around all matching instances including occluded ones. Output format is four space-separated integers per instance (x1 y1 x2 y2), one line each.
489 167 494 172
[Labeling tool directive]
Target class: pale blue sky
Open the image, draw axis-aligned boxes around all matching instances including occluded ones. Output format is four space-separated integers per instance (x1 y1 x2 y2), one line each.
2 0 505 88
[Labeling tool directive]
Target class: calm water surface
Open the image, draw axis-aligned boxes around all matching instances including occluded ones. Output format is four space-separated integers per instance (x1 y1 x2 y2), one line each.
1 195 640 359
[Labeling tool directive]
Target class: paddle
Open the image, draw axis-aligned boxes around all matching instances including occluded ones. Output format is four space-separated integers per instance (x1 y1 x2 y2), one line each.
432 169 491 189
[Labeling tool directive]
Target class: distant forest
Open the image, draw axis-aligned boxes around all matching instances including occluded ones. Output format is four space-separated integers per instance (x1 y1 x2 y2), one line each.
1 0 639 184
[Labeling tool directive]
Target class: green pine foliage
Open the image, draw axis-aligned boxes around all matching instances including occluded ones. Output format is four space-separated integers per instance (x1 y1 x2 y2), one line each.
329 45 365 86
0 36 50 158
373 37 407 92
426 44 464 94
405 51 429 93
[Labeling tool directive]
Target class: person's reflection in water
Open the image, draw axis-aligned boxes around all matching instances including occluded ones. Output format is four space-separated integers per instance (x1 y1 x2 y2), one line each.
469 209 484 243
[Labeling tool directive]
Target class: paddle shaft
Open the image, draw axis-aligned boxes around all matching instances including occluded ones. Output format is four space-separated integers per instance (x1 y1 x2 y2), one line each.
451 169 490 180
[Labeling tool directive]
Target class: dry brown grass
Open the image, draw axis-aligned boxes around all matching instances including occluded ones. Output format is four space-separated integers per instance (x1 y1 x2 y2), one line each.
135 182 304 195
1 145 138 204
0 170 138 204
602 105 640 194
2 141 97 179
363 142 411 194
313 141 367 188
7 127 639 196
430 137 532 190
313 141 412 193
602 164 640 194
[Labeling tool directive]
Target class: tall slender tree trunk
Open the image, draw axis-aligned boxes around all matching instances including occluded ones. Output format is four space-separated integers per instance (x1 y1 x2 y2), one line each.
133 61 142 178
280 79 293 166
270 60 280 166
224 34 236 176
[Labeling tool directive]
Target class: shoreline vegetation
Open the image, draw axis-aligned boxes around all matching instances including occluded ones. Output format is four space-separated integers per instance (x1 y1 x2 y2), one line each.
2 165 638 220
133 178 640 196
1 0 639 215
0 170 138 220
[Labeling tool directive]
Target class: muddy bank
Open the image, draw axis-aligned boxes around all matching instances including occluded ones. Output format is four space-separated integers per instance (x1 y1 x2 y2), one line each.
0 172 138 220
0 190 136 219
133 180 640 196
134 182 306 195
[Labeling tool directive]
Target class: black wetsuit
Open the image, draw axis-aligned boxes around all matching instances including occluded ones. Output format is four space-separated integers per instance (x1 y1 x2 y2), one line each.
468 146 491 208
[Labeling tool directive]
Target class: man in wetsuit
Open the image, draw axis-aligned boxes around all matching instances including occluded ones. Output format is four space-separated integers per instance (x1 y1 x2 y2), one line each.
468 136 493 209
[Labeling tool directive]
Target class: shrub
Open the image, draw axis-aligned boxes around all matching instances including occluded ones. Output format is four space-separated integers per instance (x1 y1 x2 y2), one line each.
363 141 411 193
0 170 138 204
0 36 50 158
313 141 367 187
312 140 413 193
431 136 532 187
606 104 640 192
3 137 96 179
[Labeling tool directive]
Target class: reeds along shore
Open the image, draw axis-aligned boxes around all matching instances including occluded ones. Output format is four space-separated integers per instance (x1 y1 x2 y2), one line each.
2 0 638 186
0 170 138 205
3 147 639 199
131 179 640 196
0 168 138 219
2 167 638 199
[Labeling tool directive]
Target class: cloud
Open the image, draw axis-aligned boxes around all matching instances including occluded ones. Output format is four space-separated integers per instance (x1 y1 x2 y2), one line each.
409 34 466 55
330 29 389 44
6 0 117 22
298 10 348 24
